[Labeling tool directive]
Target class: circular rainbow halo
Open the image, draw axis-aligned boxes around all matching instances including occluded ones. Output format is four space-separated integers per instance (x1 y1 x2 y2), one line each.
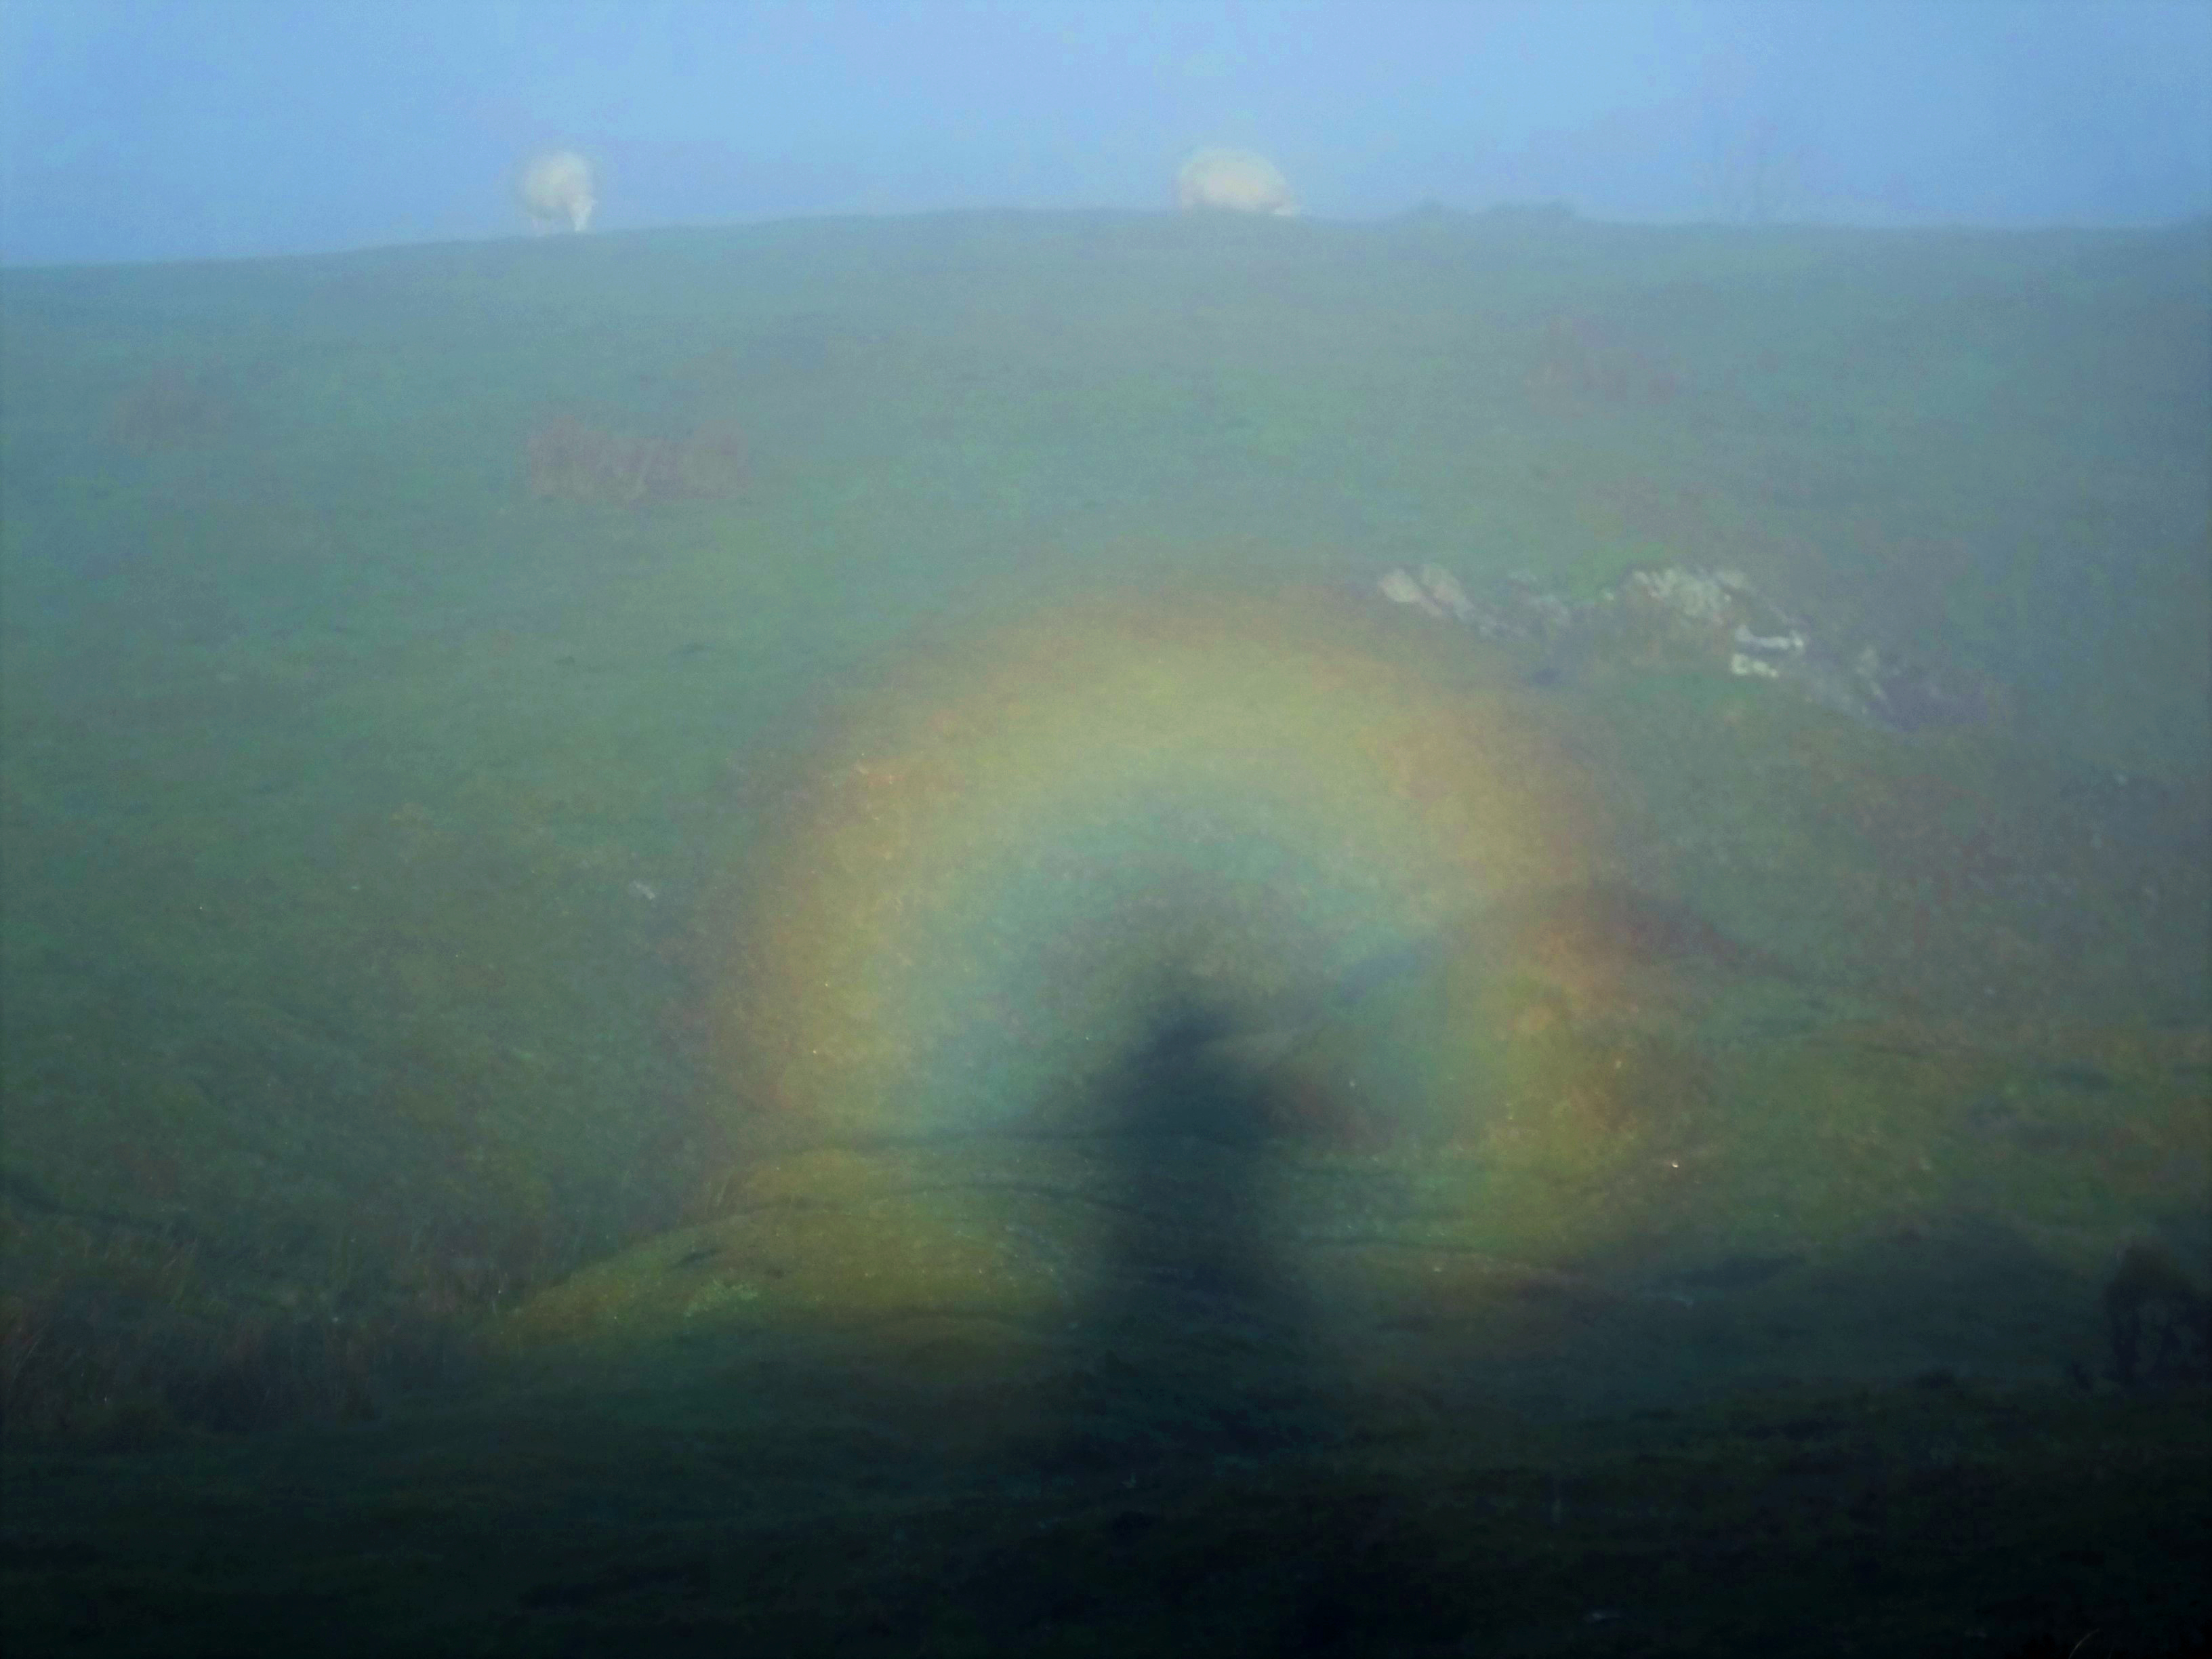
711 584 1611 1153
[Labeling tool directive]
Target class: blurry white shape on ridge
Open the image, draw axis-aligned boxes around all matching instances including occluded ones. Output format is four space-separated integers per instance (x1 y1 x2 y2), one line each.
1176 148 1298 218
519 150 596 234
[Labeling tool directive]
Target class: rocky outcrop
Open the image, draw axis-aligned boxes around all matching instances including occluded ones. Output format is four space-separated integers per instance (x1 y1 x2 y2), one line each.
1377 560 2004 733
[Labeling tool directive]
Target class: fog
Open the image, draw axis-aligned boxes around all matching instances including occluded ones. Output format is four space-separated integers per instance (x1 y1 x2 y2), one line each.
3 0 2208 266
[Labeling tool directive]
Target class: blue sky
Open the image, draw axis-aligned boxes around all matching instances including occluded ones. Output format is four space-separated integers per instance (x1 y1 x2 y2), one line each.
2 1 2207 265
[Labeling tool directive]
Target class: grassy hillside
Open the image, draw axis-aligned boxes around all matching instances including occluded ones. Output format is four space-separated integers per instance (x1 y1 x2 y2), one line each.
1 208 2206 1652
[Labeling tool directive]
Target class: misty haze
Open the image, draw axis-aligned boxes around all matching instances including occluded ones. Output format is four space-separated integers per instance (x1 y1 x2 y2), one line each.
2 4 2207 1655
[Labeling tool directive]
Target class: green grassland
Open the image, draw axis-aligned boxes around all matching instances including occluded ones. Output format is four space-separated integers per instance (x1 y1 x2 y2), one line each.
1 207 2207 1653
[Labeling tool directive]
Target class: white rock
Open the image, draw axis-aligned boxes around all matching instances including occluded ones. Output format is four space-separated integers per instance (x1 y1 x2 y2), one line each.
1379 568 1448 618
1733 623 1806 655
1418 564 1478 623
1629 566 1735 626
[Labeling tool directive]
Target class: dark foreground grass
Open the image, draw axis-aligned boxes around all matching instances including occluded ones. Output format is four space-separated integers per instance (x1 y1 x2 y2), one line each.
3 1357 2205 1658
